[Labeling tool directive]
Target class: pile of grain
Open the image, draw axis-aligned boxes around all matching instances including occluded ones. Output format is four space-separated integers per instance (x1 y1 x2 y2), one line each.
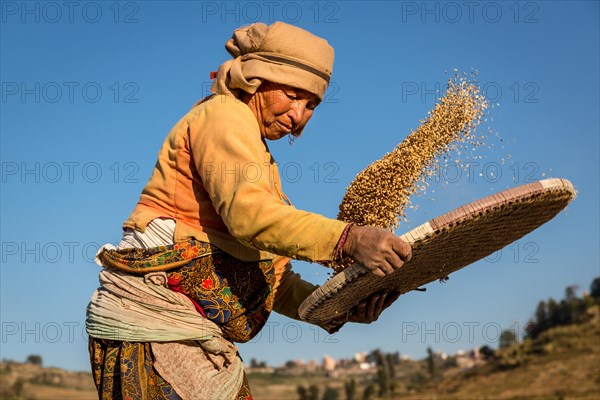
338 72 488 229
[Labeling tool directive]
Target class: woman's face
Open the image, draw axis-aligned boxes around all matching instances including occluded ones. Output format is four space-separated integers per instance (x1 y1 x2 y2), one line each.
244 82 320 141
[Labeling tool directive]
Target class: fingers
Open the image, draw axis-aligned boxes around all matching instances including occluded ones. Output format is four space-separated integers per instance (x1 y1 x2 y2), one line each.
385 250 404 271
367 261 396 278
343 225 412 277
377 261 395 275
373 294 386 316
370 268 386 278
366 294 380 317
368 248 406 277
364 292 391 323
349 294 380 323
357 301 367 316
392 238 412 262
383 291 402 308
344 291 401 324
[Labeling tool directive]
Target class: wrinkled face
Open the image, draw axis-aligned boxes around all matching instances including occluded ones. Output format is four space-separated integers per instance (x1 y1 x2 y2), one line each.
243 82 320 141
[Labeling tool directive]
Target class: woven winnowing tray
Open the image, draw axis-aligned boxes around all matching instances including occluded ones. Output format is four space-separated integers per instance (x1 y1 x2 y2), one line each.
299 178 576 324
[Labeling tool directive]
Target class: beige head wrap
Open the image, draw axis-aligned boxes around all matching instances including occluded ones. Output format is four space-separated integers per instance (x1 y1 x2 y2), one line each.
210 22 334 101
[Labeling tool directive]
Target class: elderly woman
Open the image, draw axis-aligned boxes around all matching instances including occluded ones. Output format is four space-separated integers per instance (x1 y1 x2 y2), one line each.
87 22 411 400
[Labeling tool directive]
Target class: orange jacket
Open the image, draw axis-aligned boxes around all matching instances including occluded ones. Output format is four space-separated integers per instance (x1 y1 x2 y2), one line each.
123 94 347 262
122 94 348 324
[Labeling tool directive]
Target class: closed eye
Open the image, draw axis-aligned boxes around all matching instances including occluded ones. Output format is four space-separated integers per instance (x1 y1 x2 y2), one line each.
284 91 298 101
306 100 319 110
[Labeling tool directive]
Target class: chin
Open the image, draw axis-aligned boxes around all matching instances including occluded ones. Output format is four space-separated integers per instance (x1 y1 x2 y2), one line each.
265 131 288 141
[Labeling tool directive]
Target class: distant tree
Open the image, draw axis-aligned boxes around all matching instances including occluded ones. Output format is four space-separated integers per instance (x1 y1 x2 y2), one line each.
12 377 25 397
376 363 389 396
368 348 389 396
590 277 600 300
479 345 496 360
426 347 437 380
526 300 549 339
524 319 536 340
362 383 376 400
344 378 356 400
561 285 581 324
442 355 458 368
568 285 590 322
535 300 548 332
285 360 296 369
26 354 42 366
250 358 268 368
547 298 561 327
308 384 320 400
565 285 578 303
322 386 339 400
525 280 598 340
499 329 517 348
385 353 397 394
297 385 308 400
558 299 573 325
370 349 383 365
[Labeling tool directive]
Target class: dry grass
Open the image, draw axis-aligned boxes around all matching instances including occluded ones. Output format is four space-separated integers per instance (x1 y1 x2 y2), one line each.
4 309 598 399
403 306 600 400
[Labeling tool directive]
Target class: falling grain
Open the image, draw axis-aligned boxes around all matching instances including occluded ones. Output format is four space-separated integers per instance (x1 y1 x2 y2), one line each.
334 72 488 272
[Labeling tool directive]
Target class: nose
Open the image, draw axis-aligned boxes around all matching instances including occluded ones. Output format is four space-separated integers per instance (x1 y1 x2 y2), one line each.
287 100 307 126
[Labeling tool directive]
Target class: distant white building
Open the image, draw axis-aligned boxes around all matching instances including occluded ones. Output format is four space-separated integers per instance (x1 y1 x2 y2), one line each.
354 352 367 364
322 354 336 371
455 347 484 369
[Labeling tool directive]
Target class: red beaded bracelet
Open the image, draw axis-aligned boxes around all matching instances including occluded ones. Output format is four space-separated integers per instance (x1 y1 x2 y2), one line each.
332 222 355 262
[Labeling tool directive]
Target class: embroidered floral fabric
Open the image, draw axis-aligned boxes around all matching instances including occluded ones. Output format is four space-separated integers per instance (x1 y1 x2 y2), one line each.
89 338 253 400
91 240 276 399
167 251 275 342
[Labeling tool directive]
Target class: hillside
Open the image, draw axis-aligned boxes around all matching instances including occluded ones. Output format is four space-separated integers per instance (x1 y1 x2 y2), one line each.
2 306 598 399
0 362 96 399
243 307 600 399
402 305 600 400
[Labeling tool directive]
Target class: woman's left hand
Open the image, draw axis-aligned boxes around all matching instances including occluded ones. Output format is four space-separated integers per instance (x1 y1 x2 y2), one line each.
330 290 401 325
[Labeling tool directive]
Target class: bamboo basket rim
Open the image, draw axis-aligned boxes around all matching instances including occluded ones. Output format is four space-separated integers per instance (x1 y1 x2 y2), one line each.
298 178 576 324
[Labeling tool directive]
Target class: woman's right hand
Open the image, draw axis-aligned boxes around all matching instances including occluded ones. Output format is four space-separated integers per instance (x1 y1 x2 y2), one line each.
341 225 412 277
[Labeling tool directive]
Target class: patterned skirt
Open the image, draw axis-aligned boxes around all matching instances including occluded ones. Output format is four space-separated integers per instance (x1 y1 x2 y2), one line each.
89 240 276 400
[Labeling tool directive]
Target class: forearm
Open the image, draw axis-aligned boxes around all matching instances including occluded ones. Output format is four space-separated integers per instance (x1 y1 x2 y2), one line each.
271 258 346 333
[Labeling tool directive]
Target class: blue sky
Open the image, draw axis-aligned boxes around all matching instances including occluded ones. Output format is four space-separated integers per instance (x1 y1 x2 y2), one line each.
1 1 598 371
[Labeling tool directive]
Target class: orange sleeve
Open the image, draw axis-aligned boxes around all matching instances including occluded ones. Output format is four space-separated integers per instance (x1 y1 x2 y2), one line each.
187 95 348 262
